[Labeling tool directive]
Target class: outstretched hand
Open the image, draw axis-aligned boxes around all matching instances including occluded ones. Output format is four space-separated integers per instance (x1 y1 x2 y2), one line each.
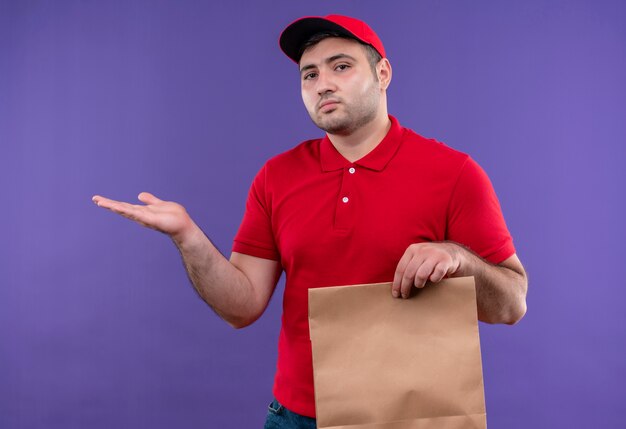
92 192 194 241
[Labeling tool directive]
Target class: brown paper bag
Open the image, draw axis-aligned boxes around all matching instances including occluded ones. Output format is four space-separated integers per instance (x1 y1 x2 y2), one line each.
308 276 486 429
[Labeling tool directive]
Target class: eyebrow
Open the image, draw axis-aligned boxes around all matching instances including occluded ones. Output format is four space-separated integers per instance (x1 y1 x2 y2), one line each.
299 53 358 74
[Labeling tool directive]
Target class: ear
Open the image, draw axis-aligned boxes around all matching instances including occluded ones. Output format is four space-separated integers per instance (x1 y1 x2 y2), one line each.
377 58 392 90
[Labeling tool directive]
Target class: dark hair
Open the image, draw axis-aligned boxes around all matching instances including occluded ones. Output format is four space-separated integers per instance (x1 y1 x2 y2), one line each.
297 31 383 77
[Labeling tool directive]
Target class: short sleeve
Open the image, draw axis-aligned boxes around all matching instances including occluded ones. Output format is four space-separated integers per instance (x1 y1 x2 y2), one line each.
446 157 515 264
232 165 280 261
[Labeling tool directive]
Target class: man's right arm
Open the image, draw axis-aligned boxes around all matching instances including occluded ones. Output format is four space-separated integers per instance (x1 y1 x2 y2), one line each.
92 192 281 329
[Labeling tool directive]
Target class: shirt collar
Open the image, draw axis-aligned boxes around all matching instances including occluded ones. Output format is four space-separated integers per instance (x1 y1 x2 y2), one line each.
319 115 404 172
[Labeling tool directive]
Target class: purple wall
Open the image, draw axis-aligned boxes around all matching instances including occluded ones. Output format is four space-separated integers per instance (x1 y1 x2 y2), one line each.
2 1 624 427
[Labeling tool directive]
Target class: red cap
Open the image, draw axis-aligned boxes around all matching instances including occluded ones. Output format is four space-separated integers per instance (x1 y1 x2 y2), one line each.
279 14 386 63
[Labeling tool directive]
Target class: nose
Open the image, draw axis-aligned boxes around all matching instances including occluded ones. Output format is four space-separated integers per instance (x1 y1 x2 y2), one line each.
315 70 336 96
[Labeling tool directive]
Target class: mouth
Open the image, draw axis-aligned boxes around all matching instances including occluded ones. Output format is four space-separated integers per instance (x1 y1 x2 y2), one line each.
318 99 340 113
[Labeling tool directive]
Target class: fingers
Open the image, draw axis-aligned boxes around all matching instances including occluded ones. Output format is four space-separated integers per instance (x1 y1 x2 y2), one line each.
92 194 152 224
93 192 161 210
399 255 425 298
92 195 118 209
429 262 449 284
393 246 422 298
395 257 435 298
392 243 458 299
94 197 138 217
413 259 437 289
392 251 412 298
92 195 127 213
92 192 190 237
137 192 162 205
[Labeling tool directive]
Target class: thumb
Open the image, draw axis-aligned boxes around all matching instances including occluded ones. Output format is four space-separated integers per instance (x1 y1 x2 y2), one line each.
137 192 162 205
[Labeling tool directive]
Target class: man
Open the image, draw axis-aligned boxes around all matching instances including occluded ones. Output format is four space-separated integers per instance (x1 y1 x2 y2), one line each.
93 14 527 429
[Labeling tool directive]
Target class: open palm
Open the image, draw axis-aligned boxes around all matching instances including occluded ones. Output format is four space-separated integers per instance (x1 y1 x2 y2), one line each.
92 192 193 240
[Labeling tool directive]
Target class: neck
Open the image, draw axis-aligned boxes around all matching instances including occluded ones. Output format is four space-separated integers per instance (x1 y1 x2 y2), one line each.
327 110 391 163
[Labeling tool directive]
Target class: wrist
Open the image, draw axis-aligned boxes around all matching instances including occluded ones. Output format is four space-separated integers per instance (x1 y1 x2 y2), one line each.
171 221 205 250
444 241 471 277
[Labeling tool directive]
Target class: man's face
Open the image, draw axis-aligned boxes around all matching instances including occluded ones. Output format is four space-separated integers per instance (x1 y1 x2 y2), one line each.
299 37 381 135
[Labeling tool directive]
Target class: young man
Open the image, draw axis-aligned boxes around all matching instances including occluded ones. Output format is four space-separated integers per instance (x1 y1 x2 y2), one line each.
93 15 527 429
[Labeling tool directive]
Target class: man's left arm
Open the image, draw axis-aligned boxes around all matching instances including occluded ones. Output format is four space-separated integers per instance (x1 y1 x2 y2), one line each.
392 242 527 324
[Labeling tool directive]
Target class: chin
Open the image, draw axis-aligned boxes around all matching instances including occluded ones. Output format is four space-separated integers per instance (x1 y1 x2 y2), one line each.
314 114 351 134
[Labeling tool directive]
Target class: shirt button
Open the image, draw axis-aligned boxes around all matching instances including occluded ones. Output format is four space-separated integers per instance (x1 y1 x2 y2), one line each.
348 167 356 174
342 197 349 203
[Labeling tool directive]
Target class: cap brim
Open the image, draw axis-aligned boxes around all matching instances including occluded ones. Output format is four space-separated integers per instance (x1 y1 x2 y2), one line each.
279 17 358 64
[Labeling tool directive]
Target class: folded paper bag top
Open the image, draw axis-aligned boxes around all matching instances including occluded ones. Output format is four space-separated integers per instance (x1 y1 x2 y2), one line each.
308 276 486 429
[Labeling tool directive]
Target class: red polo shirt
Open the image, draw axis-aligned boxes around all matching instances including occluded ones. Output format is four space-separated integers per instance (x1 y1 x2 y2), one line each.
232 116 515 417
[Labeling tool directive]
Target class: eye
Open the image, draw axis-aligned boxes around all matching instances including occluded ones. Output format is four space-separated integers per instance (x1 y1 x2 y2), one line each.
335 64 350 71
303 72 318 81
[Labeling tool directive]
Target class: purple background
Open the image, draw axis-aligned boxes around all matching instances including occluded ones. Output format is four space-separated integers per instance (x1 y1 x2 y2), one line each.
1 1 625 428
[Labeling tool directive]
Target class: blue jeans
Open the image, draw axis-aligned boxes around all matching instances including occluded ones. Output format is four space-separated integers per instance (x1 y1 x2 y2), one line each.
263 398 317 429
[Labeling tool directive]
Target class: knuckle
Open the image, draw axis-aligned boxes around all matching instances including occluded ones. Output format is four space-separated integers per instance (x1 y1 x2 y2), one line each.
402 264 415 277
435 265 446 276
